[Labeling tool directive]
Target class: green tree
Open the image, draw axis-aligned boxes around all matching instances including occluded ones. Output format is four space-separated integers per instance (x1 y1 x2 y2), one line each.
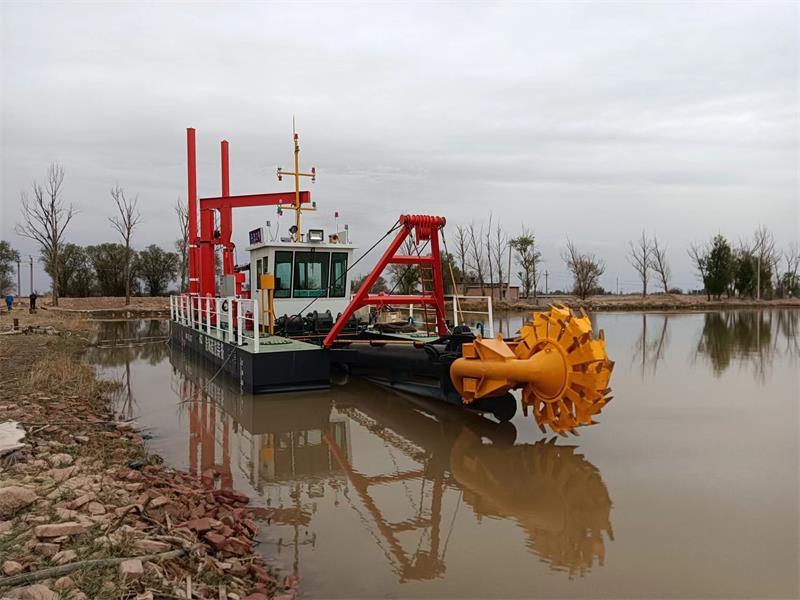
352 274 389 294
0 240 21 295
41 243 95 297
510 229 542 298
87 243 135 296
136 245 178 296
387 238 420 295
734 248 757 298
705 234 734 299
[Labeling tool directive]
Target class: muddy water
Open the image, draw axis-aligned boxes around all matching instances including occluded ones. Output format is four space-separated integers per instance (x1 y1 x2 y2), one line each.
87 311 799 599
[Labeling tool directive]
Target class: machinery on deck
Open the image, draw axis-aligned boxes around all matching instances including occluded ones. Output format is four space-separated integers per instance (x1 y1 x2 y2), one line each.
172 126 614 435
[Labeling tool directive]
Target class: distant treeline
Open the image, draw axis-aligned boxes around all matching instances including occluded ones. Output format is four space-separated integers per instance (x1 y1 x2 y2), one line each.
35 242 180 297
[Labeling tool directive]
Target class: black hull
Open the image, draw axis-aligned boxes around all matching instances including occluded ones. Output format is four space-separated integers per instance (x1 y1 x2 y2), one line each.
169 321 330 393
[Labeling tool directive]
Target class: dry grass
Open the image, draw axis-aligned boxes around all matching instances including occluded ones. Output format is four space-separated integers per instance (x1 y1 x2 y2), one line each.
25 354 97 395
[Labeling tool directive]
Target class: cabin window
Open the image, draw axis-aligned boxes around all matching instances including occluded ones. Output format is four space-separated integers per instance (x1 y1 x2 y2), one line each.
274 251 293 298
293 251 330 298
329 252 348 297
255 258 263 290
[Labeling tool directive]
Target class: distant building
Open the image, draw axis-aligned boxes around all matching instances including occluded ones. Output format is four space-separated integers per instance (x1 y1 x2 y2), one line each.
459 283 520 302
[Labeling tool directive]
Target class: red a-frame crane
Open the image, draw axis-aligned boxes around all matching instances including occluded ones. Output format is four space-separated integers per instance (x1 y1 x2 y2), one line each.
186 127 312 299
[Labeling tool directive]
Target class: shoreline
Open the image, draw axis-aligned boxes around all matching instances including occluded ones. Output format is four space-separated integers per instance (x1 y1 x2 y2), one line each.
0 313 293 600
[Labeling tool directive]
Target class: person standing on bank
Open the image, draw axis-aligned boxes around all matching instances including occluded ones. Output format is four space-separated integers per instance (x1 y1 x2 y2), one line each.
29 291 37 313
5 294 13 313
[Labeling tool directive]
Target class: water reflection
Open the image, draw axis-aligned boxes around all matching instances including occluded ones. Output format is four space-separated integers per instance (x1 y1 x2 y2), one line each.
169 349 613 582
85 320 170 418
630 314 670 378
695 311 799 380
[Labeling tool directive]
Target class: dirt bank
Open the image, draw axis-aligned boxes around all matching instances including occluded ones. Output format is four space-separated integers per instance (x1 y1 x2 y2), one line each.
468 293 800 313
0 317 295 599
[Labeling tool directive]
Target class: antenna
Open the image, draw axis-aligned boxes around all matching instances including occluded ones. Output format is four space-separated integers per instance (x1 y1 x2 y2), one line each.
276 119 317 240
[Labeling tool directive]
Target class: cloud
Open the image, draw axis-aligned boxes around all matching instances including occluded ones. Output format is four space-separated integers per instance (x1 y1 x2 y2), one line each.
1 2 797 293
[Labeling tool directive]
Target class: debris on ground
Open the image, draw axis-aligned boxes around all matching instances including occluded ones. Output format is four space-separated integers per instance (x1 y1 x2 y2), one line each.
0 332 295 599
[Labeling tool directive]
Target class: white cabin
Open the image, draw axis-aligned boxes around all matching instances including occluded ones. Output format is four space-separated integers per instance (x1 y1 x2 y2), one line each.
246 226 357 319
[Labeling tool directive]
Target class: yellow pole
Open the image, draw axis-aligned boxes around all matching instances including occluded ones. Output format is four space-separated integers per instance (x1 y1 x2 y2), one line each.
269 288 275 336
260 287 266 335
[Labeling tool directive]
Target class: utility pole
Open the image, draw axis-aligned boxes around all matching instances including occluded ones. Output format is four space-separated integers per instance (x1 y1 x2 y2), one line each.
616 275 620 295
16 259 21 299
29 256 34 295
544 270 549 295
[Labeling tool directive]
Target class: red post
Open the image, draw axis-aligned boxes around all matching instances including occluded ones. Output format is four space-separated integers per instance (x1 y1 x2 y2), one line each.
187 128 199 295
221 140 230 197
220 141 235 287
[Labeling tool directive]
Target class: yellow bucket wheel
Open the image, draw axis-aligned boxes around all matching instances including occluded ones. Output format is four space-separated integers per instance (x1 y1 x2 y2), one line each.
449 305 614 436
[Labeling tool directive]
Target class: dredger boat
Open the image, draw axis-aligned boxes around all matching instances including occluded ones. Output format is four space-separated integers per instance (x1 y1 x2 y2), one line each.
169 127 614 435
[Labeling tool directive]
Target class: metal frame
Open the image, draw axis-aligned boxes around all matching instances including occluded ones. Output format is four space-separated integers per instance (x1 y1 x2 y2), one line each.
323 215 448 347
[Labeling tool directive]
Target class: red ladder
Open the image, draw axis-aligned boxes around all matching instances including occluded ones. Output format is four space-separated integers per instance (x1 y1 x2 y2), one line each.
323 215 448 348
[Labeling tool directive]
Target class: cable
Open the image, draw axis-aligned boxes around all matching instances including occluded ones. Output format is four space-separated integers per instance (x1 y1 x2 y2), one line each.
291 220 402 318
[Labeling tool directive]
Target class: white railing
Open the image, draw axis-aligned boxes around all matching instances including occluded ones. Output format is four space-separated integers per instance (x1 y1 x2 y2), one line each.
406 294 494 338
170 294 258 351
236 298 260 352
451 294 494 338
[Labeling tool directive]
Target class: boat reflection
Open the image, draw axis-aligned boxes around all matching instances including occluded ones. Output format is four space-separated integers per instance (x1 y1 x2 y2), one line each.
169 348 613 582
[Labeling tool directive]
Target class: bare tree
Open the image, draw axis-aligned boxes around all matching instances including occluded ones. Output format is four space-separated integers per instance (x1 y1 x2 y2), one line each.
628 230 652 297
752 225 778 298
784 242 800 281
453 224 470 292
466 222 486 295
489 222 509 300
561 239 605 300
650 235 671 293
174 197 189 292
485 213 495 296
688 241 710 300
109 185 142 305
15 163 75 306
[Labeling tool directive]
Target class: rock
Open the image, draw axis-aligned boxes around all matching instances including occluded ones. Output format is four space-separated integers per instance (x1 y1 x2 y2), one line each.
242 594 268 600
48 453 73 467
133 538 172 553
86 501 106 515
184 517 213 532
2 560 24 576
67 493 95 510
119 558 144 581
205 531 227 550
0 485 38 518
53 576 75 590
214 489 250 504
49 466 77 483
33 542 60 556
34 521 87 538
55 508 79 520
227 537 251 555
149 495 171 508
52 549 77 564
0 519 13 534
19 584 57 600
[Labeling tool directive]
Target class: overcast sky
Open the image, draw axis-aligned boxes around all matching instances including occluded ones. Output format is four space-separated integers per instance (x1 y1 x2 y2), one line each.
1 2 797 293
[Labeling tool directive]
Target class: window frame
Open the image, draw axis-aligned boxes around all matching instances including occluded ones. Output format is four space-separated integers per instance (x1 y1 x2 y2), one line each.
274 251 293 298
329 252 348 298
292 250 330 299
